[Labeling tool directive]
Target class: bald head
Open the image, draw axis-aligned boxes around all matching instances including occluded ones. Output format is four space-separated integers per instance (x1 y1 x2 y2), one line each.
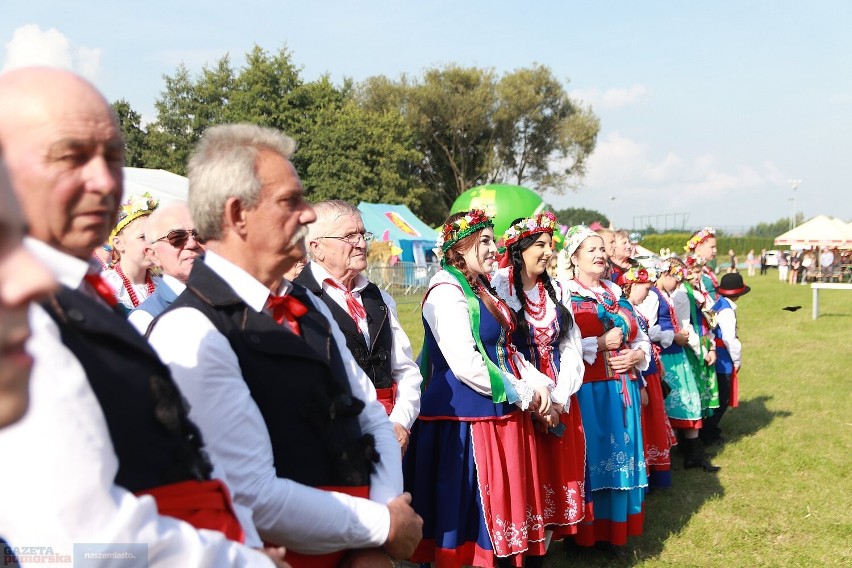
0 67 124 259
143 200 204 282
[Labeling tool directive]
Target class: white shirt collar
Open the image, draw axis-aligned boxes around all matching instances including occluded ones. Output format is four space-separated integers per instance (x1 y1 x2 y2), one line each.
309 262 369 293
203 250 291 313
24 237 97 289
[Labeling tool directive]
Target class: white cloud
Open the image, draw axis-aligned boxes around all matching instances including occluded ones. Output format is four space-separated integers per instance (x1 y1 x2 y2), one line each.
2 24 101 81
547 131 789 229
570 84 648 109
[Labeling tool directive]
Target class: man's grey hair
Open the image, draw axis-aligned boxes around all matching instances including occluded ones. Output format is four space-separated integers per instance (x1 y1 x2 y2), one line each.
144 200 192 243
187 123 297 241
305 200 362 261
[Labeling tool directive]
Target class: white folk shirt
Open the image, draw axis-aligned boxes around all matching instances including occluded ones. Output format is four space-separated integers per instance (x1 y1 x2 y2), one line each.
716 298 742 369
422 270 554 410
307 263 422 430
147 251 402 555
0 238 273 567
490 268 585 406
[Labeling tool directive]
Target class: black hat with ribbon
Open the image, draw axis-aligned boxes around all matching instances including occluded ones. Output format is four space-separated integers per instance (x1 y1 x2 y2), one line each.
717 272 751 297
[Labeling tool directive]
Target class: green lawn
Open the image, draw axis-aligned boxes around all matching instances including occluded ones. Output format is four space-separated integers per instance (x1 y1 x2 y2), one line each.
391 272 852 567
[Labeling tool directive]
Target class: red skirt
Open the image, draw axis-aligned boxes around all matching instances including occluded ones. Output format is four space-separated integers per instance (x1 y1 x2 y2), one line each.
641 370 677 471
136 478 244 542
534 395 587 538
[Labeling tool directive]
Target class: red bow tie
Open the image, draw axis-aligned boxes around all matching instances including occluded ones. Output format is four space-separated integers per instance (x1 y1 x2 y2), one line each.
266 293 308 335
323 278 367 326
83 273 118 307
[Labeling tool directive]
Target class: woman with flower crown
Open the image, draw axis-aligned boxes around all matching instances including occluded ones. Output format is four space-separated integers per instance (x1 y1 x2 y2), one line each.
101 192 160 314
491 213 588 543
404 210 554 568
561 226 649 555
621 265 677 488
638 256 720 472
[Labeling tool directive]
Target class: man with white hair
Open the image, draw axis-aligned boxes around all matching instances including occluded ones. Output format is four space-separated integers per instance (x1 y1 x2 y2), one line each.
296 200 421 452
148 124 422 567
128 200 205 334
0 67 279 566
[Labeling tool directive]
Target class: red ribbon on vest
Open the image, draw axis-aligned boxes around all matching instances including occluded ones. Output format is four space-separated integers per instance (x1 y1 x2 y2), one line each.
323 279 367 326
266 293 309 335
83 273 118 307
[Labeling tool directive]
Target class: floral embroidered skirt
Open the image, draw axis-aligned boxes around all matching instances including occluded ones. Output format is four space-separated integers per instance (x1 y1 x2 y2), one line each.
640 369 678 488
534 394 588 538
404 411 547 567
573 379 647 547
660 349 704 426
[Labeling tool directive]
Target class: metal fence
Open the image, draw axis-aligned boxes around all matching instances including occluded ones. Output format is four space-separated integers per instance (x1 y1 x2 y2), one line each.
364 262 441 298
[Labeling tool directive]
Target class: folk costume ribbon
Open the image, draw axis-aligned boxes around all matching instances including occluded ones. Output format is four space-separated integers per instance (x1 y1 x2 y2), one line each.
420 264 520 405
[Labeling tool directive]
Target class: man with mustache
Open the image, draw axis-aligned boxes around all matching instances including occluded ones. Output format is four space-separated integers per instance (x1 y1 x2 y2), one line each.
147 124 423 567
0 67 279 566
296 200 421 453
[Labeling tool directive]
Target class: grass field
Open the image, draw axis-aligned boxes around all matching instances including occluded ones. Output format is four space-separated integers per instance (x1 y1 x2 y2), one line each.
391 271 852 567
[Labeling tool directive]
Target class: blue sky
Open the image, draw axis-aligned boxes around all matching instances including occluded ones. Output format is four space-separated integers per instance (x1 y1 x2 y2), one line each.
2 1 850 231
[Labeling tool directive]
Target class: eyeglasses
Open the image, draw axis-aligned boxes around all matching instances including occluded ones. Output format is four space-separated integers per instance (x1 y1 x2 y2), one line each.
319 231 373 245
155 229 206 248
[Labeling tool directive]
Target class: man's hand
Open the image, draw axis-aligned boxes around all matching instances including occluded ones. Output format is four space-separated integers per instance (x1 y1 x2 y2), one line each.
384 493 423 560
257 546 290 568
392 422 410 455
343 548 394 568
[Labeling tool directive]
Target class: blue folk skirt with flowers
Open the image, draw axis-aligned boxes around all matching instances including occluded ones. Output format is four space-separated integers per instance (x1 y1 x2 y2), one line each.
569 293 648 547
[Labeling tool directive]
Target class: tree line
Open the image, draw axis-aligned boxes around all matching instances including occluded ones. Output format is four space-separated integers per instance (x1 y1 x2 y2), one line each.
114 45 600 225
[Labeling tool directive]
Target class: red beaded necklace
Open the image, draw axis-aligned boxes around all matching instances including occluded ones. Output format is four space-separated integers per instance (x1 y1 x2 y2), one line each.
658 288 681 333
114 264 155 308
577 279 620 314
523 280 548 319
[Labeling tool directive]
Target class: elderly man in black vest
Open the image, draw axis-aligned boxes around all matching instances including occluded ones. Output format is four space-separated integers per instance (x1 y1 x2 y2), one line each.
147 124 422 568
295 200 421 452
0 67 277 565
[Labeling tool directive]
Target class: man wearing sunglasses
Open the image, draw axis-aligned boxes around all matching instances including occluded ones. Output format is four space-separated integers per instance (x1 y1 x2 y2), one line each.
147 124 422 567
129 201 206 334
0 68 280 566
297 200 421 454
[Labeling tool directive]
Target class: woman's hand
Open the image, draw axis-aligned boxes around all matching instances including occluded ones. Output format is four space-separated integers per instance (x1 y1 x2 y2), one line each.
673 329 690 346
598 327 623 351
608 350 639 374
640 387 649 407
531 384 552 416
705 350 717 366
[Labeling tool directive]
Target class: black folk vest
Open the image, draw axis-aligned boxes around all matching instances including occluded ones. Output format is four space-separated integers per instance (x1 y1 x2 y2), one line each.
40 287 212 493
295 266 394 390
164 260 378 488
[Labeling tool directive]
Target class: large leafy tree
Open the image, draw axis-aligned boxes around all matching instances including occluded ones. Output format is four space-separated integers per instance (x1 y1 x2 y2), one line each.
358 64 599 224
111 99 147 167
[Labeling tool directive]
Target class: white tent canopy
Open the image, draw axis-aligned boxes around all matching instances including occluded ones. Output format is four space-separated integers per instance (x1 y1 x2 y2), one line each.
773 215 852 248
122 167 188 205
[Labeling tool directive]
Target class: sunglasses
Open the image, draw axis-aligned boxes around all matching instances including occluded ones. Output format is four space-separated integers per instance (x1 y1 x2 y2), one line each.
155 229 206 248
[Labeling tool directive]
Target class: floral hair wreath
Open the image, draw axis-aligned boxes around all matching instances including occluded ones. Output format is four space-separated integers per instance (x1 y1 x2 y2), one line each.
684 226 716 252
110 192 159 240
658 256 687 281
685 253 707 268
502 211 558 249
436 209 494 253
622 265 658 284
